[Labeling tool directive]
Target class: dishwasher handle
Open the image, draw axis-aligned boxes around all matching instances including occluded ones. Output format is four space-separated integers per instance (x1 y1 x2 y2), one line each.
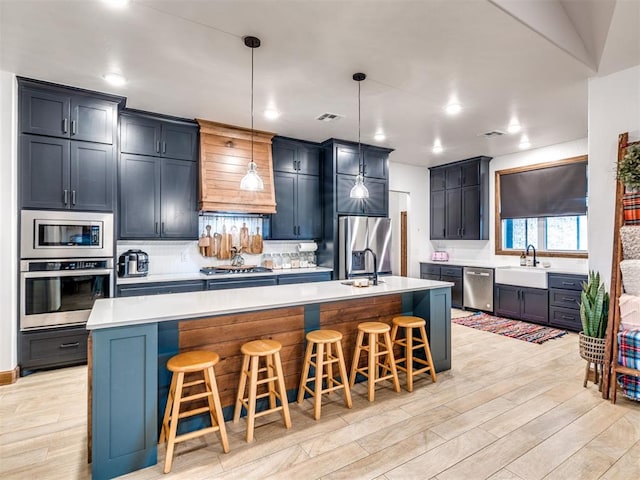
466 271 491 277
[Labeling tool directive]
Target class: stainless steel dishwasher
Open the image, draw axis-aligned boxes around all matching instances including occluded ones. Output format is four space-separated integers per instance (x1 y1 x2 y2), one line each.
463 267 494 312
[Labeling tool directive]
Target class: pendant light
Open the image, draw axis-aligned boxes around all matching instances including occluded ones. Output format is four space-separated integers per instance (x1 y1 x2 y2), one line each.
240 36 264 191
350 72 369 199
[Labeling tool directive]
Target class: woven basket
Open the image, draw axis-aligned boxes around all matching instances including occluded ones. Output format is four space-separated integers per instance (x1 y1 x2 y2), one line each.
579 332 606 363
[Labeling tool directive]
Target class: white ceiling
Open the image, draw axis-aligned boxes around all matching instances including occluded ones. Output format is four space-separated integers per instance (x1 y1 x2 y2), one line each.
1 0 639 167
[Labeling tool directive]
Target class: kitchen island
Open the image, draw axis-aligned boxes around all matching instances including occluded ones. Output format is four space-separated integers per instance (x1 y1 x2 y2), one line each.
87 276 452 479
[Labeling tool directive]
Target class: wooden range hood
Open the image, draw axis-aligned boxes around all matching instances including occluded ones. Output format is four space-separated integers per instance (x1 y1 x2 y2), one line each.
197 119 276 214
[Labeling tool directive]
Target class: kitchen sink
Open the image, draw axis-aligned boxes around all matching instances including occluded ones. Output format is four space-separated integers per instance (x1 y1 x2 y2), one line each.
494 266 548 289
340 279 385 286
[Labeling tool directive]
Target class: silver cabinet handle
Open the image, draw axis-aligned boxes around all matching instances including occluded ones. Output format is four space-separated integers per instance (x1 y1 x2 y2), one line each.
162 142 166 154
60 342 80 349
63 189 68 205
72 190 76 205
71 120 77 135
155 222 159 234
62 118 68 134
161 222 165 234
156 141 161 153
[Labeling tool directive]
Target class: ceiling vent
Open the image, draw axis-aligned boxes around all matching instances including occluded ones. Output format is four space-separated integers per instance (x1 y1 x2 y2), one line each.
479 130 506 138
316 112 344 122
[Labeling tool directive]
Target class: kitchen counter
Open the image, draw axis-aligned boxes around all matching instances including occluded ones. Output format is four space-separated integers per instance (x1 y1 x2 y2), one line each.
420 260 588 276
115 266 333 284
89 275 450 330
88 276 452 479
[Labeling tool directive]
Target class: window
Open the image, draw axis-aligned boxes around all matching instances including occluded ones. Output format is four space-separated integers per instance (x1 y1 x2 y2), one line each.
496 155 588 258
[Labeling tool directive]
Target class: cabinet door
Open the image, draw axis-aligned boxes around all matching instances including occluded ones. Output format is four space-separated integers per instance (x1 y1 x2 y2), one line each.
336 174 363 214
336 145 360 176
272 141 297 173
363 147 387 179
271 172 296 239
161 123 197 160
445 166 461 189
297 174 322 239
445 189 462 238
461 185 480 239
119 155 161 238
441 274 463 308
160 159 198 239
20 87 70 138
430 190 446 240
430 168 446 192
70 97 115 144
70 142 114 211
20 135 70 209
494 284 521 319
297 144 321 176
521 287 549 324
461 161 480 187
363 178 388 216
120 115 162 156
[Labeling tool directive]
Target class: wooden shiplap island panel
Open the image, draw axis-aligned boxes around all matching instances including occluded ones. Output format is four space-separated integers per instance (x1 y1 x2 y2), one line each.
87 276 451 479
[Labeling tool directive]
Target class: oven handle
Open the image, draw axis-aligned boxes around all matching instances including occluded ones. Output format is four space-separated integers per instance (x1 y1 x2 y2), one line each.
22 269 114 278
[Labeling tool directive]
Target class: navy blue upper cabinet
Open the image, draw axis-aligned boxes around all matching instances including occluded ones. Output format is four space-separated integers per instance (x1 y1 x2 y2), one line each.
120 112 197 161
160 159 198 238
270 137 322 240
20 84 118 145
429 156 491 240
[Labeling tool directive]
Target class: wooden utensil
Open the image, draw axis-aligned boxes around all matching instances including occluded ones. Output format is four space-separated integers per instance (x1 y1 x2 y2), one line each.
219 224 231 259
240 222 250 250
198 231 209 256
251 227 263 254
204 225 213 257
212 233 222 257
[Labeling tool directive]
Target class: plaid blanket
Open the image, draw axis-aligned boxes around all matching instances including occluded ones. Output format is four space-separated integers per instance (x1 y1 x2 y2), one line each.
617 329 640 401
624 192 640 225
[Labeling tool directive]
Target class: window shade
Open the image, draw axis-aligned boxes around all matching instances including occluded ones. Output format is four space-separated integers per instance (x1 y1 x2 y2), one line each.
500 161 587 219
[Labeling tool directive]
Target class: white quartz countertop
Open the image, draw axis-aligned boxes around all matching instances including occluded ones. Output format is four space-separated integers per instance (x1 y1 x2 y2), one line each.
420 260 588 276
116 267 334 285
88 276 452 330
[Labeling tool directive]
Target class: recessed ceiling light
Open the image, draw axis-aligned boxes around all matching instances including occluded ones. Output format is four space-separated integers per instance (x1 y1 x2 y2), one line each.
103 0 130 7
264 108 280 120
432 140 443 154
444 103 462 115
103 72 126 86
519 135 531 150
374 132 386 142
507 122 522 134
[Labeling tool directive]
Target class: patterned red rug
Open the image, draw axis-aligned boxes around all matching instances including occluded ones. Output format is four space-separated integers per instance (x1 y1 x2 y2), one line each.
453 312 568 344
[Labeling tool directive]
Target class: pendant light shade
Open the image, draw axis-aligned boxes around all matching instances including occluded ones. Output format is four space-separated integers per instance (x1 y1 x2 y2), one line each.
350 72 369 199
240 36 264 191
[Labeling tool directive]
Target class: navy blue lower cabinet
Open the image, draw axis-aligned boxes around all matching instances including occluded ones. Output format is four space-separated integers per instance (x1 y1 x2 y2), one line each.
206 276 277 290
495 284 548 325
117 280 204 297
92 324 158 480
277 272 331 285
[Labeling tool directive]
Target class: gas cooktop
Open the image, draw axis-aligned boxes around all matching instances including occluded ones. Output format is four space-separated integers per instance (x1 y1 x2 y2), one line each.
200 265 273 275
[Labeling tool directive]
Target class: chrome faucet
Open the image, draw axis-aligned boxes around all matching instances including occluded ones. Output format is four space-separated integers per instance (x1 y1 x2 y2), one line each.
526 244 539 267
362 247 378 285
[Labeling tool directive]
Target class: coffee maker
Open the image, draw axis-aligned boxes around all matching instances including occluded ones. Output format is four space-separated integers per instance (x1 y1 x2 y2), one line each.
117 249 149 277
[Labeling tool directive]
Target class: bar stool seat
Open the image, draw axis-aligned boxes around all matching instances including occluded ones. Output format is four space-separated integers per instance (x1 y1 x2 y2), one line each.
160 350 229 474
391 316 437 392
349 321 400 401
298 329 352 419
233 339 291 442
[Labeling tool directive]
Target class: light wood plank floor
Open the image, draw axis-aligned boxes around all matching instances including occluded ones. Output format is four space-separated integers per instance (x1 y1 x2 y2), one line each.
2 323 639 480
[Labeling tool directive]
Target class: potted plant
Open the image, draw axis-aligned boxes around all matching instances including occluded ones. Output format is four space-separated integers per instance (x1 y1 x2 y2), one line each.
618 143 640 191
578 270 610 388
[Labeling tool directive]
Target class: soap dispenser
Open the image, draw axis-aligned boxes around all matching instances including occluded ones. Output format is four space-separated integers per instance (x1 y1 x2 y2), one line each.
520 251 527 266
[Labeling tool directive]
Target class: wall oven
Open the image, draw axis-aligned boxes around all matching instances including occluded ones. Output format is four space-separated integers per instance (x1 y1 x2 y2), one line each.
20 258 114 330
21 210 113 259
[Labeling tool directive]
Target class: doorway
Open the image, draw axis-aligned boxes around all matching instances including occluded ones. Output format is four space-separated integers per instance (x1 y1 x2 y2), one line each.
389 190 409 276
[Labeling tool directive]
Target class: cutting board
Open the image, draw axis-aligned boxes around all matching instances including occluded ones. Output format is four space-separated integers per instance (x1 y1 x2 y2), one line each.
219 225 232 259
251 227 263 254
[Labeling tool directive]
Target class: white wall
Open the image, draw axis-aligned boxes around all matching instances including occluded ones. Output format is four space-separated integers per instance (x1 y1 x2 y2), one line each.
588 65 640 287
0 71 18 372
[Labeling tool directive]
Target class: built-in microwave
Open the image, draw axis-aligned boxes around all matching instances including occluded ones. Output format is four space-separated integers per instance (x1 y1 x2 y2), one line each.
21 210 114 259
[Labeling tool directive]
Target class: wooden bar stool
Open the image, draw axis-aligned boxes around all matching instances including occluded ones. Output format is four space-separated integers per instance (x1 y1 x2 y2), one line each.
349 321 400 401
233 339 291 442
391 316 437 392
159 350 229 474
298 329 352 420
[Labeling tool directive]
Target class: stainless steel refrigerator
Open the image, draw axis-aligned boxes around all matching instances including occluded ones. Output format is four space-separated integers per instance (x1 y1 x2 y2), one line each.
338 216 392 279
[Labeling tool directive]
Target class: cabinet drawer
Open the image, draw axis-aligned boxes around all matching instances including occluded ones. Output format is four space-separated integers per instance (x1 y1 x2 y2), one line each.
549 288 581 309
441 266 463 277
548 274 586 291
278 272 331 285
20 328 88 370
117 280 204 297
549 306 582 331
207 277 277 290
420 263 440 276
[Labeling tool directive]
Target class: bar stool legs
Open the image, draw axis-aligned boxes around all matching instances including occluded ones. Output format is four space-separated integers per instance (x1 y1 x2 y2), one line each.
160 350 229 474
234 339 291 442
298 329 352 419
349 322 400 401
391 316 437 392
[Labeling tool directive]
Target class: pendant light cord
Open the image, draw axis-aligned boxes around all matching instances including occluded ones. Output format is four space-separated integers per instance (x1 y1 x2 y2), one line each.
251 45 254 165
358 80 362 175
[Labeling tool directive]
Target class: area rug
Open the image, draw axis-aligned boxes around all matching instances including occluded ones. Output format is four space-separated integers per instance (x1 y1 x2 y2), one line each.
453 312 568 344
